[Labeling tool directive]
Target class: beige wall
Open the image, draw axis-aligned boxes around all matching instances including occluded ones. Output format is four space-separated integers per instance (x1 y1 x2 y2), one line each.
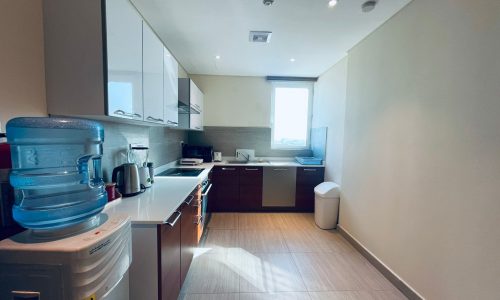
312 57 348 184
0 0 46 131
190 75 272 127
339 0 500 299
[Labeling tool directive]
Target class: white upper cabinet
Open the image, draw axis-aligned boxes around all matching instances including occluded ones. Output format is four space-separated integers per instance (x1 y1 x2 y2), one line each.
164 47 179 127
189 81 204 131
106 0 144 120
142 23 165 124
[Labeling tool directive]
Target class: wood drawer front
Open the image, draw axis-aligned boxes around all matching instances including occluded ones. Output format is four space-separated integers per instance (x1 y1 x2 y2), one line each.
213 166 240 185
239 167 263 185
239 184 263 211
296 167 324 185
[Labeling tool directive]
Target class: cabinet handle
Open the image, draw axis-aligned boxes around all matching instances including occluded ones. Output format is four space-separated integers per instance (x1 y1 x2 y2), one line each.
245 168 259 171
167 120 178 125
113 110 142 119
195 126 202 130
147 116 164 122
221 167 235 171
201 184 212 196
193 199 203 207
184 194 194 205
303 168 317 172
195 215 203 225
165 211 181 227
273 168 289 171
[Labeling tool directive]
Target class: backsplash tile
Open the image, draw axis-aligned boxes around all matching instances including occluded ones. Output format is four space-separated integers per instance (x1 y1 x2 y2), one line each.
188 126 312 157
311 127 327 159
100 121 188 181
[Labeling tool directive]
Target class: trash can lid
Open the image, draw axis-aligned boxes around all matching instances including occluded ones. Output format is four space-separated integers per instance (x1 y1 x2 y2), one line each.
314 182 340 198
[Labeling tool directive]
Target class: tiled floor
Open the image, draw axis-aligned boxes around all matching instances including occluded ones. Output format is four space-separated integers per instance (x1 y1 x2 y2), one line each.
179 213 407 300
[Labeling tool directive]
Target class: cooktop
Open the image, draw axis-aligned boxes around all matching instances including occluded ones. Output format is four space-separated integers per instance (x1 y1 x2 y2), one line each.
156 168 204 177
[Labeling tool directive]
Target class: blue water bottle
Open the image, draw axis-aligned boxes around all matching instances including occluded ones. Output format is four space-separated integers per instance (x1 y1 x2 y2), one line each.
6 117 108 230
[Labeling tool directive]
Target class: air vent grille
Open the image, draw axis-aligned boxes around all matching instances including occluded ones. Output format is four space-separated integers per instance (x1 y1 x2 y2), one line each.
249 31 272 43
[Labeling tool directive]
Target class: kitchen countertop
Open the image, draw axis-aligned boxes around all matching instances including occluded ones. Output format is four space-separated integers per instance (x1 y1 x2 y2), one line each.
104 157 323 225
104 175 207 225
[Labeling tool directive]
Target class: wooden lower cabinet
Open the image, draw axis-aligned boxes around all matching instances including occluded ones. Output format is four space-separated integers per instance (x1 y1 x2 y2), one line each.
211 166 324 212
158 212 181 300
180 189 199 286
295 167 325 212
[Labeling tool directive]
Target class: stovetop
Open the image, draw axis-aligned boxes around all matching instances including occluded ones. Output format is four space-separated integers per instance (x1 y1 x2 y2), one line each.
156 168 204 177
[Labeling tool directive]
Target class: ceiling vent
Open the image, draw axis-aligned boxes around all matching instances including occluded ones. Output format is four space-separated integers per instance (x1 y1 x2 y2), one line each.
249 31 272 43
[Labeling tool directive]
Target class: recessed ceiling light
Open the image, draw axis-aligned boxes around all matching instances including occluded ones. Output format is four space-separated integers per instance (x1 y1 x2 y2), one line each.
328 0 338 8
290 58 296 62
215 55 221 60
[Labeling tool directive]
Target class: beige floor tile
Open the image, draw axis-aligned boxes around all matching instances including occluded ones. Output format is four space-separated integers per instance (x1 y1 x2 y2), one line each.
309 291 374 300
208 213 239 229
278 213 317 230
282 228 354 253
203 229 239 253
240 292 311 300
238 213 283 229
292 252 365 291
239 252 307 293
181 249 241 293
309 290 407 300
238 229 289 253
178 293 240 300
341 251 396 291
371 290 407 300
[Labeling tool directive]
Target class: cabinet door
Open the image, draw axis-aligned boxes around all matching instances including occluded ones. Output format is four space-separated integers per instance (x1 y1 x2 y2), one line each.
239 167 263 211
159 212 181 300
143 23 164 124
106 0 143 120
164 47 179 127
180 191 197 286
214 184 240 212
295 167 324 212
189 80 203 131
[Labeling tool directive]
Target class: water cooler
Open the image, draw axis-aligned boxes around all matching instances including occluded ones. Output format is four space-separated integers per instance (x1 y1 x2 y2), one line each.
0 117 132 300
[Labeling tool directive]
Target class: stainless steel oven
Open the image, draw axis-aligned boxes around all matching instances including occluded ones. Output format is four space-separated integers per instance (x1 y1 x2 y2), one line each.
200 177 212 229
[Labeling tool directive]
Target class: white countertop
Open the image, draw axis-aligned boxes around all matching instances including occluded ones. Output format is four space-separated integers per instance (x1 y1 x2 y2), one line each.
104 158 322 225
104 175 206 225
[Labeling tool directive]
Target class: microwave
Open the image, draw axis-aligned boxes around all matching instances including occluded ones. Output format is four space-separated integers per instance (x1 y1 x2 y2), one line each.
182 144 213 162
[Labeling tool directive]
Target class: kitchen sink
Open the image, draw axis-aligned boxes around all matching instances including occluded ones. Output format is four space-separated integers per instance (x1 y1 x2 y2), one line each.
225 160 248 164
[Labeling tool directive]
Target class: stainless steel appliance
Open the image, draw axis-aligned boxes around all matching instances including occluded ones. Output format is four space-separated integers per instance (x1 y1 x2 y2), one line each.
263 167 297 207
156 168 204 177
112 163 144 197
200 177 212 231
182 144 213 162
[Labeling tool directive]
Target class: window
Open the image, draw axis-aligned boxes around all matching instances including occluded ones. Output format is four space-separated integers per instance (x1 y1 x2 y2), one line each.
271 82 313 149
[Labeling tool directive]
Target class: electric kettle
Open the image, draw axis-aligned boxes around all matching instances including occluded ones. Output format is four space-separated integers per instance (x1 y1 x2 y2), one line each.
112 163 144 197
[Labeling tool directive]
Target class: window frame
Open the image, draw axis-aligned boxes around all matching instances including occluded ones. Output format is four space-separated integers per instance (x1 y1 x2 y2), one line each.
270 81 314 150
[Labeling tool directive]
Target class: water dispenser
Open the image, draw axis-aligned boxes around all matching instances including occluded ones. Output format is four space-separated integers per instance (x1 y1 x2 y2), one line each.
6 117 107 230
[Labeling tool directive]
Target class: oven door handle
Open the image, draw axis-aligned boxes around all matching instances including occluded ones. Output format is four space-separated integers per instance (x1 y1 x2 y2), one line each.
201 183 212 197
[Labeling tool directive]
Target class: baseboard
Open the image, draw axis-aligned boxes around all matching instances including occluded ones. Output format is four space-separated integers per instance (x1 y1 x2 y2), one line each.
338 225 424 300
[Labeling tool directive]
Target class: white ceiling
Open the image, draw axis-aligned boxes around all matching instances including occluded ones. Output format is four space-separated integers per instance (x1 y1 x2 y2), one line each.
131 0 412 77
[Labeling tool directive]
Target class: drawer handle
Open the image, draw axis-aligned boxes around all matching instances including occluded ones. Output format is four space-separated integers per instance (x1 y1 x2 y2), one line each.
167 120 178 125
245 168 259 171
304 169 317 172
184 194 194 205
273 168 289 171
222 167 235 171
195 215 203 225
114 110 142 119
166 211 181 227
201 184 212 196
